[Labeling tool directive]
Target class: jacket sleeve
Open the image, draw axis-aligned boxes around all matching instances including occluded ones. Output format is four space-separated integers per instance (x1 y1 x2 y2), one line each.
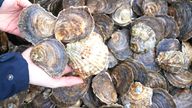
0 0 4 7
0 52 29 100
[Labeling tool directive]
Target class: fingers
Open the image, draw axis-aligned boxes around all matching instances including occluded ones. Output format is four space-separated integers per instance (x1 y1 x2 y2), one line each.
17 0 32 8
53 76 84 88
62 65 73 74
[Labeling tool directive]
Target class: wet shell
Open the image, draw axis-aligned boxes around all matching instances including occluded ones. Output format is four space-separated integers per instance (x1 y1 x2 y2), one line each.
156 51 189 74
145 71 167 90
156 38 180 56
107 29 132 61
18 4 56 44
108 52 118 69
92 72 117 104
112 3 136 26
86 0 120 14
66 32 109 79
30 39 68 78
121 82 153 108
151 88 176 108
62 0 85 9
50 79 89 107
54 6 94 43
110 61 134 96
0 31 9 54
93 14 114 41
164 70 192 88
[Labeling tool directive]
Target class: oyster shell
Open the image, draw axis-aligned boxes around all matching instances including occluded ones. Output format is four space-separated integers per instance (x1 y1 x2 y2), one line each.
93 14 114 41
110 61 134 96
54 6 94 43
0 31 9 54
182 42 192 63
151 88 176 108
121 82 153 108
62 0 85 9
99 104 123 108
50 79 89 107
107 29 132 61
131 0 143 16
92 72 117 104
66 32 109 79
30 39 68 78
156 38 180 56
156 51 189 74
164 70 192 88
108 52 118 69
18 4 56 44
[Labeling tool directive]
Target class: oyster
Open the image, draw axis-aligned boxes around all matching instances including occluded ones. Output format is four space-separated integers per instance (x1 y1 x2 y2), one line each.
93 14 114 41
63 0 85 9
30 39 68 78
145 71 167 90
156 38 180 56
151 88 176 108
54 6 94 43
0 31 9 54
18 4 56 44
66 32 109 79
92 72 117 104
164 70 192 88
107 29 132 61
121 82 153 108
131 0 143 16
182 42 192 63
50 79 89 107
110 61 134 96
156 51 189 74
99 104 123 108
108 52 118 69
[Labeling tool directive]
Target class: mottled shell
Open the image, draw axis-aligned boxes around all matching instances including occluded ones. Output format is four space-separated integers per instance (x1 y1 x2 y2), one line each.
156 51 189 74
0 31 9 54
108 52 118 69
164 70 192 88
86 0 120 14
121 82 153 108
112 3 136 26
133 49 161 72
182 42 192 63
156 38 180 56
30 39 68 78
92 72 117 104
151 88 176 108
107 29 132 61
110 62 134 96
50 79 89 107
145 71 167 90
18 4 56 44
54 6 94 43
93 14 114 41
66 32 109 79
62 0 85 9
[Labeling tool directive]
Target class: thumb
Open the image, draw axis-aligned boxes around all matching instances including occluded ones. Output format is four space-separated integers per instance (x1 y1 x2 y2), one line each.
17 0 32 8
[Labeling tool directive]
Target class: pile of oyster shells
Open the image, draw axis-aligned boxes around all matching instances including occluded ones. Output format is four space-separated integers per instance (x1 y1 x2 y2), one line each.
0 0 192 108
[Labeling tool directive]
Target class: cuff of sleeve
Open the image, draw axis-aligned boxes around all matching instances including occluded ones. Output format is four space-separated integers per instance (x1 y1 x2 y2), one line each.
0 52 29 100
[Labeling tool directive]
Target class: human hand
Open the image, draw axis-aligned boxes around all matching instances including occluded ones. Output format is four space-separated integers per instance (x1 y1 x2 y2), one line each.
0 0 32 36
22 47 83 88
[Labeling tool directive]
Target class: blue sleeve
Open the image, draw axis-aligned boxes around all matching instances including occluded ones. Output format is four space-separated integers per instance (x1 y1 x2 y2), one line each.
0 0 4 7
0 52 29 100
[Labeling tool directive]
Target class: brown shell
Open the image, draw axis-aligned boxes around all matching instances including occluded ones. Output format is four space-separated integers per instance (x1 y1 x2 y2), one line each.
145 71 167 90
151 88 176 108
50 79 89 107
121 82 153 108
62 0 85 9
0 31 9 54
54 6 94 43
30 39 68 78
93 14 114 41
164 70 192 88
92 72 117 104
156 51 189 74
110 62 134 96
18 4 56 44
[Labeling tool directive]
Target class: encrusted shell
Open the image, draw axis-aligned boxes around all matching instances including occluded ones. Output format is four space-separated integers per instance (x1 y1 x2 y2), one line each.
66 32 109 79
156 51 189 74
92 72 117 104
30 39 68 78
151 88 176 108
107 29 132 61
182 42 192 63
18 4 56 44
121 82 153 108
0 31 9 54
62 0 85 9
54 6 94 43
